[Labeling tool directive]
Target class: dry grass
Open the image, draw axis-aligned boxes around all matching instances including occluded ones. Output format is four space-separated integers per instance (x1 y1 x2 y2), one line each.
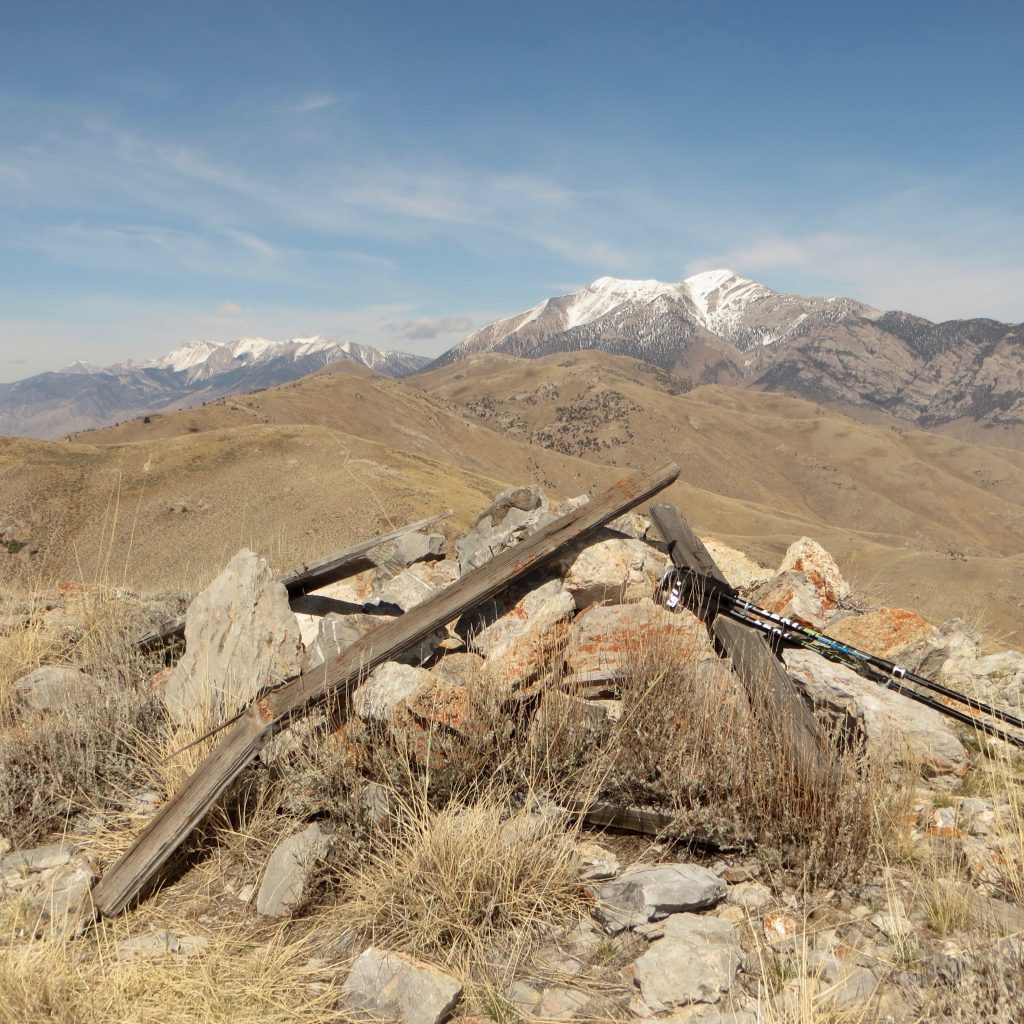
319 791 586 973
0 581 166 847
0 918 353 1024
594 637 914 886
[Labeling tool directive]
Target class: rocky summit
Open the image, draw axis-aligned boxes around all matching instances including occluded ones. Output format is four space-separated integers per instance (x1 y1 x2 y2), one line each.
3 481 1023 1023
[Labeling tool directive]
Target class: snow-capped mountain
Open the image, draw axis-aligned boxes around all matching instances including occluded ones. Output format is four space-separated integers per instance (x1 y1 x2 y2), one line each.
1 336 430 438
428 270 1024 429
431 269 881 372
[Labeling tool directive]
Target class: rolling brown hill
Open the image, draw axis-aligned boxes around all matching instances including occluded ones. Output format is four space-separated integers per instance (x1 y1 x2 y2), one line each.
6 353 1024 643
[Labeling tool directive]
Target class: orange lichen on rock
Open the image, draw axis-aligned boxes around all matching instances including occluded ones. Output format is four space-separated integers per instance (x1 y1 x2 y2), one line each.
827 608 933 660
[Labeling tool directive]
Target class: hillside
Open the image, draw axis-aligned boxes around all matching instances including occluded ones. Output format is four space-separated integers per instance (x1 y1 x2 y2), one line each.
34 352 1023 642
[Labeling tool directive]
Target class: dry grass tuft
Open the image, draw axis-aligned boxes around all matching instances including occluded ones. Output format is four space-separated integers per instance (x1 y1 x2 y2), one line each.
0 919 352 1024
597 637 914 886
329 791 585 971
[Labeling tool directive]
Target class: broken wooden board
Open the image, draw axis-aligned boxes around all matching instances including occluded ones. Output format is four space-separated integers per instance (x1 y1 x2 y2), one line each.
648 502 829 780
93 461 680 916
136 510 451 652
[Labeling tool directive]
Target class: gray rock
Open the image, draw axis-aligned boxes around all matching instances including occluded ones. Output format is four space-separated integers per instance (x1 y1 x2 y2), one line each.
25 854 97 938
576 841 620 881
377 531 447 574
467 577 575 679
342 947 463 1024
117 929 210 961
352 662 429 723
591 863 726 931
632 912 741 1009
820 965 877 1010
164 549 304 725
508 980 542 1014
373 559 458 613
778 536 851 611
303 612 390 672
2 841 77 879
256 823 330 917
747 571 827 629
430 651 485 687
727 882 772 912
945 649 1024 708
538 985 591 1020
456 485 552 573
553 532 669 609
784 648 969 786
14 666 100 712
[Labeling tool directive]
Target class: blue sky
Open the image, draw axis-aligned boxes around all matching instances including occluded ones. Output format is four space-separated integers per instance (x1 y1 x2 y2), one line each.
2 0 1022 378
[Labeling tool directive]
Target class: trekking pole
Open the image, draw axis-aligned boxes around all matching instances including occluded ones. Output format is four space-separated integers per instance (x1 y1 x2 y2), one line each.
658 567 1024 749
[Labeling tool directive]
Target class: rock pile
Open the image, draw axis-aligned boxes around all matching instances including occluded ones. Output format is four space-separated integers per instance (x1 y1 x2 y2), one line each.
6 484 1024 1020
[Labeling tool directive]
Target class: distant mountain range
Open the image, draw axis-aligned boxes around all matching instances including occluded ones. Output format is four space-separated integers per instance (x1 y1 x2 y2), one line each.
3 271 1022 439
429 270 1024 431
0 336 430 438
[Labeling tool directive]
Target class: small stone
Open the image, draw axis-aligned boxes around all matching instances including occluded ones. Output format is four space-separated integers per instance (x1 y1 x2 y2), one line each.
14 666 101 712
728 882 772 912
591 863 726 931
25 854 97 938
631 912 741 1009
820 965 877 1010
508 980 542 1014
342 947 463 1024
256 823 330 917
117 929 211 961
538 985 591 1020
2 841 77 879
576 841 620 881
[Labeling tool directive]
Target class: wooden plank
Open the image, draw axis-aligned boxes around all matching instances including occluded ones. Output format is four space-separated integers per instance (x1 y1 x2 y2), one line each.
94 461 681 916
566 798 676 836
648 503 829 780
136 511 451 652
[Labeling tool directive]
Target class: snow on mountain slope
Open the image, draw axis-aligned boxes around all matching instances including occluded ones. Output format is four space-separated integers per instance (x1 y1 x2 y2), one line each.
1 335 431 438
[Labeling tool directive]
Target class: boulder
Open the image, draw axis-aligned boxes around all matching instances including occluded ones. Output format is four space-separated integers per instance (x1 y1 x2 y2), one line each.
784 648 969 785
430 651 485 688
703 538 772 590
554 532 669 608
14 666 100 712
352 662 480 763
255 823 331 917
575 841 620 881
373 559 459 613
465 577 575 680
163 549 304 725
590 862 726 931
778 537 850 612
747 571 826 629
376 531 447 574
825 608 935 662
456 485 552 573
342 947 463 1024
303 613 388 672
568 599 710 679
631 912 741 1009
943 650 1024 709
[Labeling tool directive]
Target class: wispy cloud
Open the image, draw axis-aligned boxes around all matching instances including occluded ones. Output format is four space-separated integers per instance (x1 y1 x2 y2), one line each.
289 93 341 113
395 315 475 340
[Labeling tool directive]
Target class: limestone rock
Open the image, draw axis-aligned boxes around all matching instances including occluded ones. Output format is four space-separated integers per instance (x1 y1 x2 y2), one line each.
25 854 97 938
2 841 77 880
376 531 446 574
747 571 826 629
456 485 552 573
352 662 425 723
538 985 592 1020
164 549 304 725
575 841 620 881
632 912 741 1009
703 538 772 590
303 612 388 672
117 929 211 961
373 559 458 613
778 537 850 612
568 599 710 680
342 947 463 1024
944 649 1024 709
14 666 100 712
430 651 485 688
590 863 726 931
554 532 669 608
826 608 935 662
784 648 968 785
466 577 575 680
256 823 330 917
